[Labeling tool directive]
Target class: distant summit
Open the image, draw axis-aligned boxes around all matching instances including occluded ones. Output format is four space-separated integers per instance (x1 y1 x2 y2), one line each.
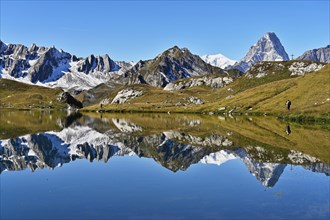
228 32 289 72
297 45 330 63
201 53 236 69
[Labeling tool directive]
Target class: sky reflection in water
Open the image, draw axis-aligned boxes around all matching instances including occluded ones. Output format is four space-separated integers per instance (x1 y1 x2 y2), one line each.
0 111 329 219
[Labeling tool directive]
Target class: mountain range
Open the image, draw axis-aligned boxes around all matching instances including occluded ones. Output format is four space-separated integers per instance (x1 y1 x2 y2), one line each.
1 32 329 93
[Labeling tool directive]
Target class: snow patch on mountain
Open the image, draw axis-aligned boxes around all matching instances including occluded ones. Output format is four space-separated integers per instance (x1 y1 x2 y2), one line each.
0 41 134 91
201 53 236 69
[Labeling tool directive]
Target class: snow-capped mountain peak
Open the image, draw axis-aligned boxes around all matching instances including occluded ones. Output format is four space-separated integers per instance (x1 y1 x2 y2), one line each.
0 41 135 91
201 53 236 69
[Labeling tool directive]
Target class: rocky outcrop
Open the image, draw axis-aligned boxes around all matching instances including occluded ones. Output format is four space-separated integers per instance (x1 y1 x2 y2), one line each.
111 88 143 104
58 92 83 109
288 62 324 76
185 96 204 105
297 45 330 63
244 61 325 79
164 75 233 91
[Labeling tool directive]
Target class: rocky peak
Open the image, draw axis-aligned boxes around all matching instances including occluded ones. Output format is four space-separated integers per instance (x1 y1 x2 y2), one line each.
44 47 71 60
119 46 229 87
77 54 120 74
228 32 289 73
58 92 83 109
30 47 72 83
242 32 289 63
5 44 29 59
0 40 8 54
28 43 39 53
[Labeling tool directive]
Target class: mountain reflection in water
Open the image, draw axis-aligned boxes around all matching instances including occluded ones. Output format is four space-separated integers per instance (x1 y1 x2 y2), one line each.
0 111 329 188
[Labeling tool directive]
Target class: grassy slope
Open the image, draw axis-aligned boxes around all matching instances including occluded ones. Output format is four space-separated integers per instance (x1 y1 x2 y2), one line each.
0 79 66 109
1 61 328 118
196 64 330 116
82 63 330 118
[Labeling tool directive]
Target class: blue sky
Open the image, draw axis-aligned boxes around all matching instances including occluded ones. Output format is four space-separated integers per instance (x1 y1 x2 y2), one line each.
1 0 329 61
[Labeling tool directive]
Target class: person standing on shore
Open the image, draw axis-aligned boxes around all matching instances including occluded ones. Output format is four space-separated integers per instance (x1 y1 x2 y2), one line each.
286 100 291 110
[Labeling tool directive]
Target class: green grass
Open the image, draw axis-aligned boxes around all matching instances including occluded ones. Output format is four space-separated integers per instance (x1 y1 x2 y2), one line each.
1 61 329 121
82 63 330 121
201 63 330 115
0 79 67 109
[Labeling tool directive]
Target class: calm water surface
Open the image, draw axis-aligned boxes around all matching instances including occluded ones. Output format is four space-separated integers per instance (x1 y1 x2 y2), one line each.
0 110 329 219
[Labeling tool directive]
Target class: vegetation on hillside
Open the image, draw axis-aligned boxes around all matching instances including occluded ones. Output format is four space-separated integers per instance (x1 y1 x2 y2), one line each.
0 79 66 109
1 61 329 121
82 62 330 120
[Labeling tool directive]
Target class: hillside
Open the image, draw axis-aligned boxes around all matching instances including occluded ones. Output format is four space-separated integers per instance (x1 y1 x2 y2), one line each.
1 60 329 119
82 61 329 118
197 63 329 116
0 79 81 109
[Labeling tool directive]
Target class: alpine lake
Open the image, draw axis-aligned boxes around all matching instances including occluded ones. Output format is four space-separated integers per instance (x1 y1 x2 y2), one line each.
0 109 329 220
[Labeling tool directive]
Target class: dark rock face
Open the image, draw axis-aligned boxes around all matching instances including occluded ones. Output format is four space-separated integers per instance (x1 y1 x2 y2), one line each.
0 41 125 90
77 54 120 74
119 46 230 87
7 59 30 77
1 43 32 77
297 45 330 63
30 47 71 83
0 42 72 83
0 40 8 54
58 92 83 109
